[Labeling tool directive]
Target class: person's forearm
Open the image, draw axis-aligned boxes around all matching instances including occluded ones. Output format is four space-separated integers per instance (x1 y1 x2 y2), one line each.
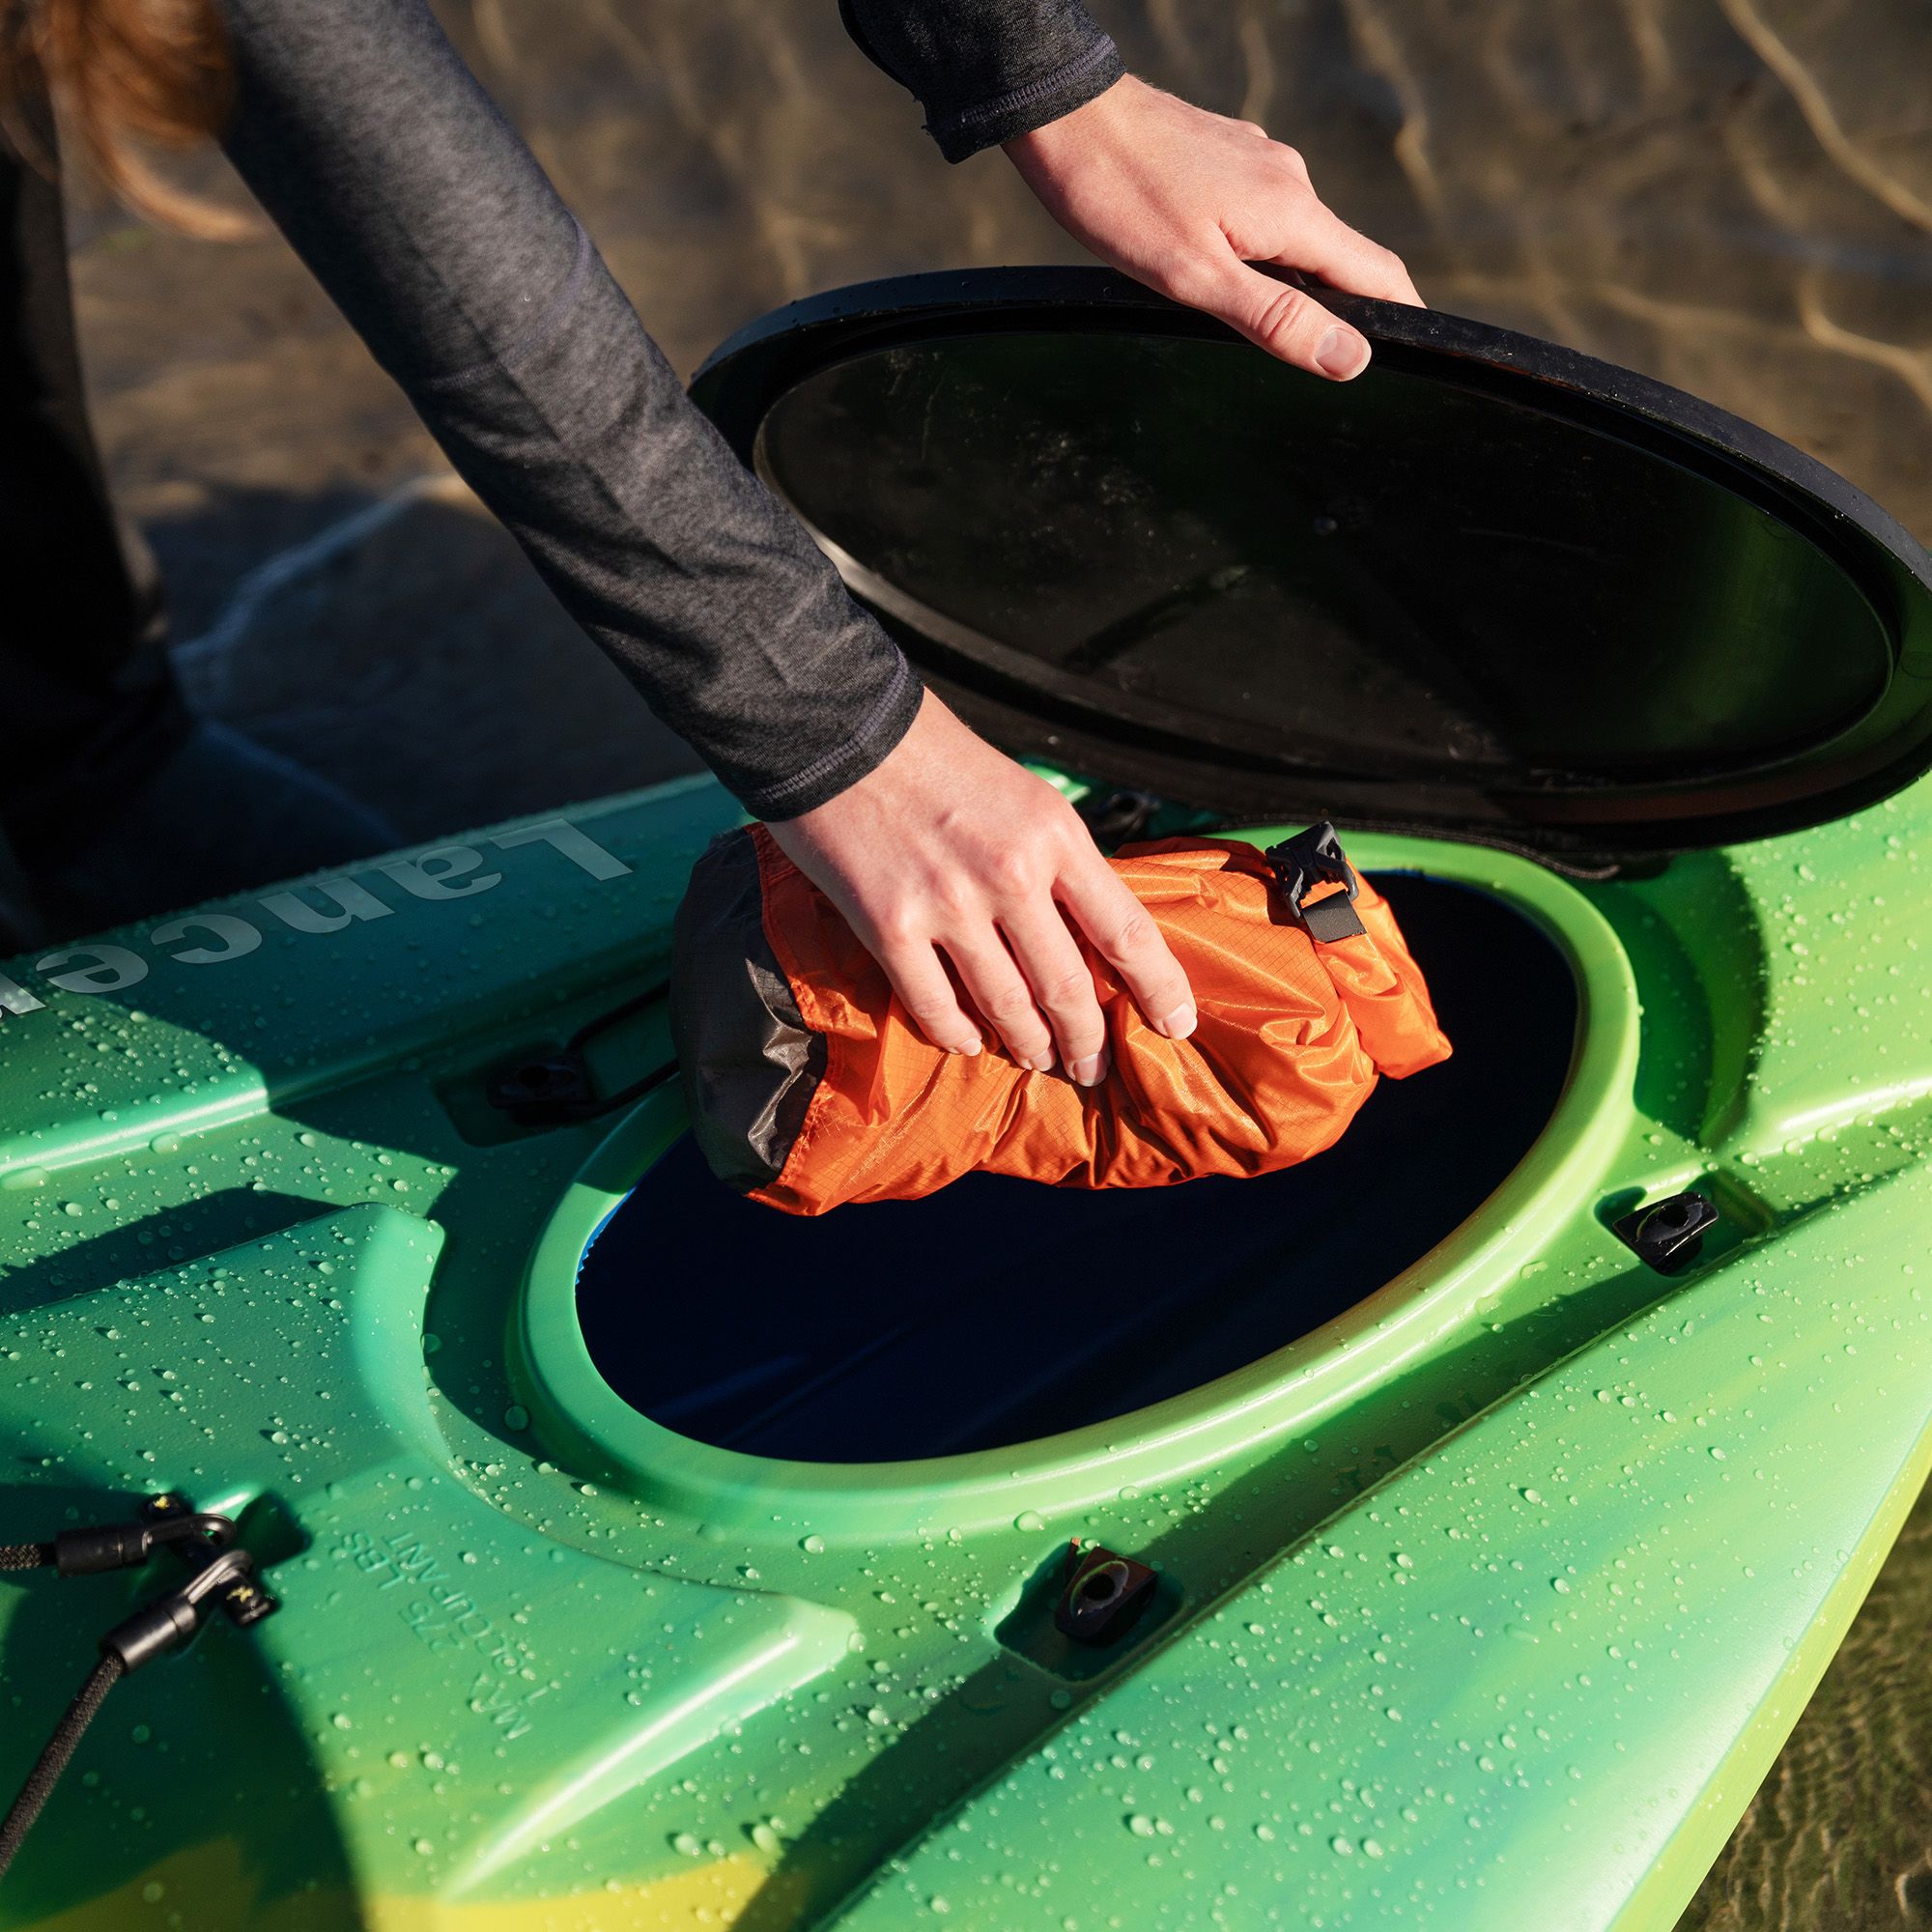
839 0 1122 160
216 0 920 819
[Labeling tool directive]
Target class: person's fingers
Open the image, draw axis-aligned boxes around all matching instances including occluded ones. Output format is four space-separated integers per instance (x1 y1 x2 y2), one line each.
998 901 1113 1085
942 931 1057 1074
1281 203 1423 308
1176 247 1369 379
871 930 983 1056
1057 857 1198 1043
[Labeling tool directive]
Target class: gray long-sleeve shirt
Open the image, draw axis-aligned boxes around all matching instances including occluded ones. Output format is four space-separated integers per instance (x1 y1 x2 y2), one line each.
216 0 1121 819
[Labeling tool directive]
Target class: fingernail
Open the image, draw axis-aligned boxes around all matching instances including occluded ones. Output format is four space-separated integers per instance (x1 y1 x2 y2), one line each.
952 1036 982 1057
1316 327 1368 379
1070 1054 1104 1088
1154 1004 1198 1040
1025 1052 1055 1074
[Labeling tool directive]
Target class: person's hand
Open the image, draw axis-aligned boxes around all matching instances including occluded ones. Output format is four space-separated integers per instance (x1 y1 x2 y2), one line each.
765 694 1197 1086
1006 74 1422 380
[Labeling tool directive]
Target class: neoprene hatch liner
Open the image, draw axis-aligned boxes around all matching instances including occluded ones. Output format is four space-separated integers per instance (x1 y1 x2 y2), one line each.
691 268 1932 865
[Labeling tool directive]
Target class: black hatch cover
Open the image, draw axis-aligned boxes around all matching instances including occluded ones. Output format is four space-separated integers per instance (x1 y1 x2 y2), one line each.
691 268 1932 865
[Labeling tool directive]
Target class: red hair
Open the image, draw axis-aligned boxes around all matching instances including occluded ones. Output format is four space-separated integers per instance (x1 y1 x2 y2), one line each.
1 0 241 235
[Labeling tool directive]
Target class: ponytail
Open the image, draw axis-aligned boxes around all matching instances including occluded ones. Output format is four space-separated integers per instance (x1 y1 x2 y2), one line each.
0 0 242 236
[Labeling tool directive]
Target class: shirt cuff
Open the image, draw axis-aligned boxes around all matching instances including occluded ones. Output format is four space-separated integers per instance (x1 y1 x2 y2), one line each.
926 36 1124 162
744 655 925 820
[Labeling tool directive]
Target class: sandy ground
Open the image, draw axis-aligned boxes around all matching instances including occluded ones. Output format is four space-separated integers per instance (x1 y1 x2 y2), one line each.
42 0 1932 1919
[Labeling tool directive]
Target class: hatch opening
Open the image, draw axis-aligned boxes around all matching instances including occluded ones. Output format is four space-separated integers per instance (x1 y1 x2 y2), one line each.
575 873 1577 1462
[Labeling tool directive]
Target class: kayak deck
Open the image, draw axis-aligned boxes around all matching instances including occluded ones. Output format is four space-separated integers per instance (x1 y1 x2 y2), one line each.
1 775 1928 1929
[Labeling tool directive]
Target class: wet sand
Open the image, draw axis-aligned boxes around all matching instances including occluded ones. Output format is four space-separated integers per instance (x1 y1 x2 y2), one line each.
61 0 1932 1919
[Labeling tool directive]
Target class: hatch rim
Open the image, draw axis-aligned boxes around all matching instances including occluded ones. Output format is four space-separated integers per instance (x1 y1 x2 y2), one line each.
691 266 1932 866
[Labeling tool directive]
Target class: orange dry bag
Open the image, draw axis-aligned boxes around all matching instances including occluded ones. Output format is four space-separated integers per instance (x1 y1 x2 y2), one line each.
671 822 1451 1216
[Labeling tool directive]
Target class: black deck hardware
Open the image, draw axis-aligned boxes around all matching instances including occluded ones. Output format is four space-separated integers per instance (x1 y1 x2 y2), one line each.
50 1492 235 1577
1055 1543 1159 1647
117 1493 279 1657
0 1493 280 1882
486 983 673 1126
1266 822 1367 941
1611 1191 1719 1273
1076 788 1163 847
488 1051 596 1124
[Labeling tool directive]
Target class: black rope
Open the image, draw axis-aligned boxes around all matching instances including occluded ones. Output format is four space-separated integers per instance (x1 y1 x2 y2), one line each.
562 983 676 1120
586 1056 679 1120
0 1655 124 1880
562 980 668 1059
0 1544 52 1573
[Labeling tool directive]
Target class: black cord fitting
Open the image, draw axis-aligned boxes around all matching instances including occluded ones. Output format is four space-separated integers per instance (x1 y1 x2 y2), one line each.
99 1546 275 1674
0 1491 280 1885
51 1498 232 1577
100 1592 204 1674
51 1522 154 1576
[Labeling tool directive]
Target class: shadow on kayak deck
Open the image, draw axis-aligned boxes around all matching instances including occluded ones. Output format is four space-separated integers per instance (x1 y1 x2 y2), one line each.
578 873 1578 1462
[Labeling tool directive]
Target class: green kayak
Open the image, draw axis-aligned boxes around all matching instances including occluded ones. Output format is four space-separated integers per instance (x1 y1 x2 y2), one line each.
3 270 1930 1931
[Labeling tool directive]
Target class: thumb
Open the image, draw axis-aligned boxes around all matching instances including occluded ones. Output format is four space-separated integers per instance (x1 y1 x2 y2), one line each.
1187 253 1371 380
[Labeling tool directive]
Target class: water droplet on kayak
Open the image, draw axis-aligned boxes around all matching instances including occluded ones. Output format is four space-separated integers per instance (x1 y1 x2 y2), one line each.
1014 1510 1046 1533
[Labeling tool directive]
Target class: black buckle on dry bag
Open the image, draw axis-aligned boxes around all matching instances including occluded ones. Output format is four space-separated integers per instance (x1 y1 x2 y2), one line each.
1265 821 1366 941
